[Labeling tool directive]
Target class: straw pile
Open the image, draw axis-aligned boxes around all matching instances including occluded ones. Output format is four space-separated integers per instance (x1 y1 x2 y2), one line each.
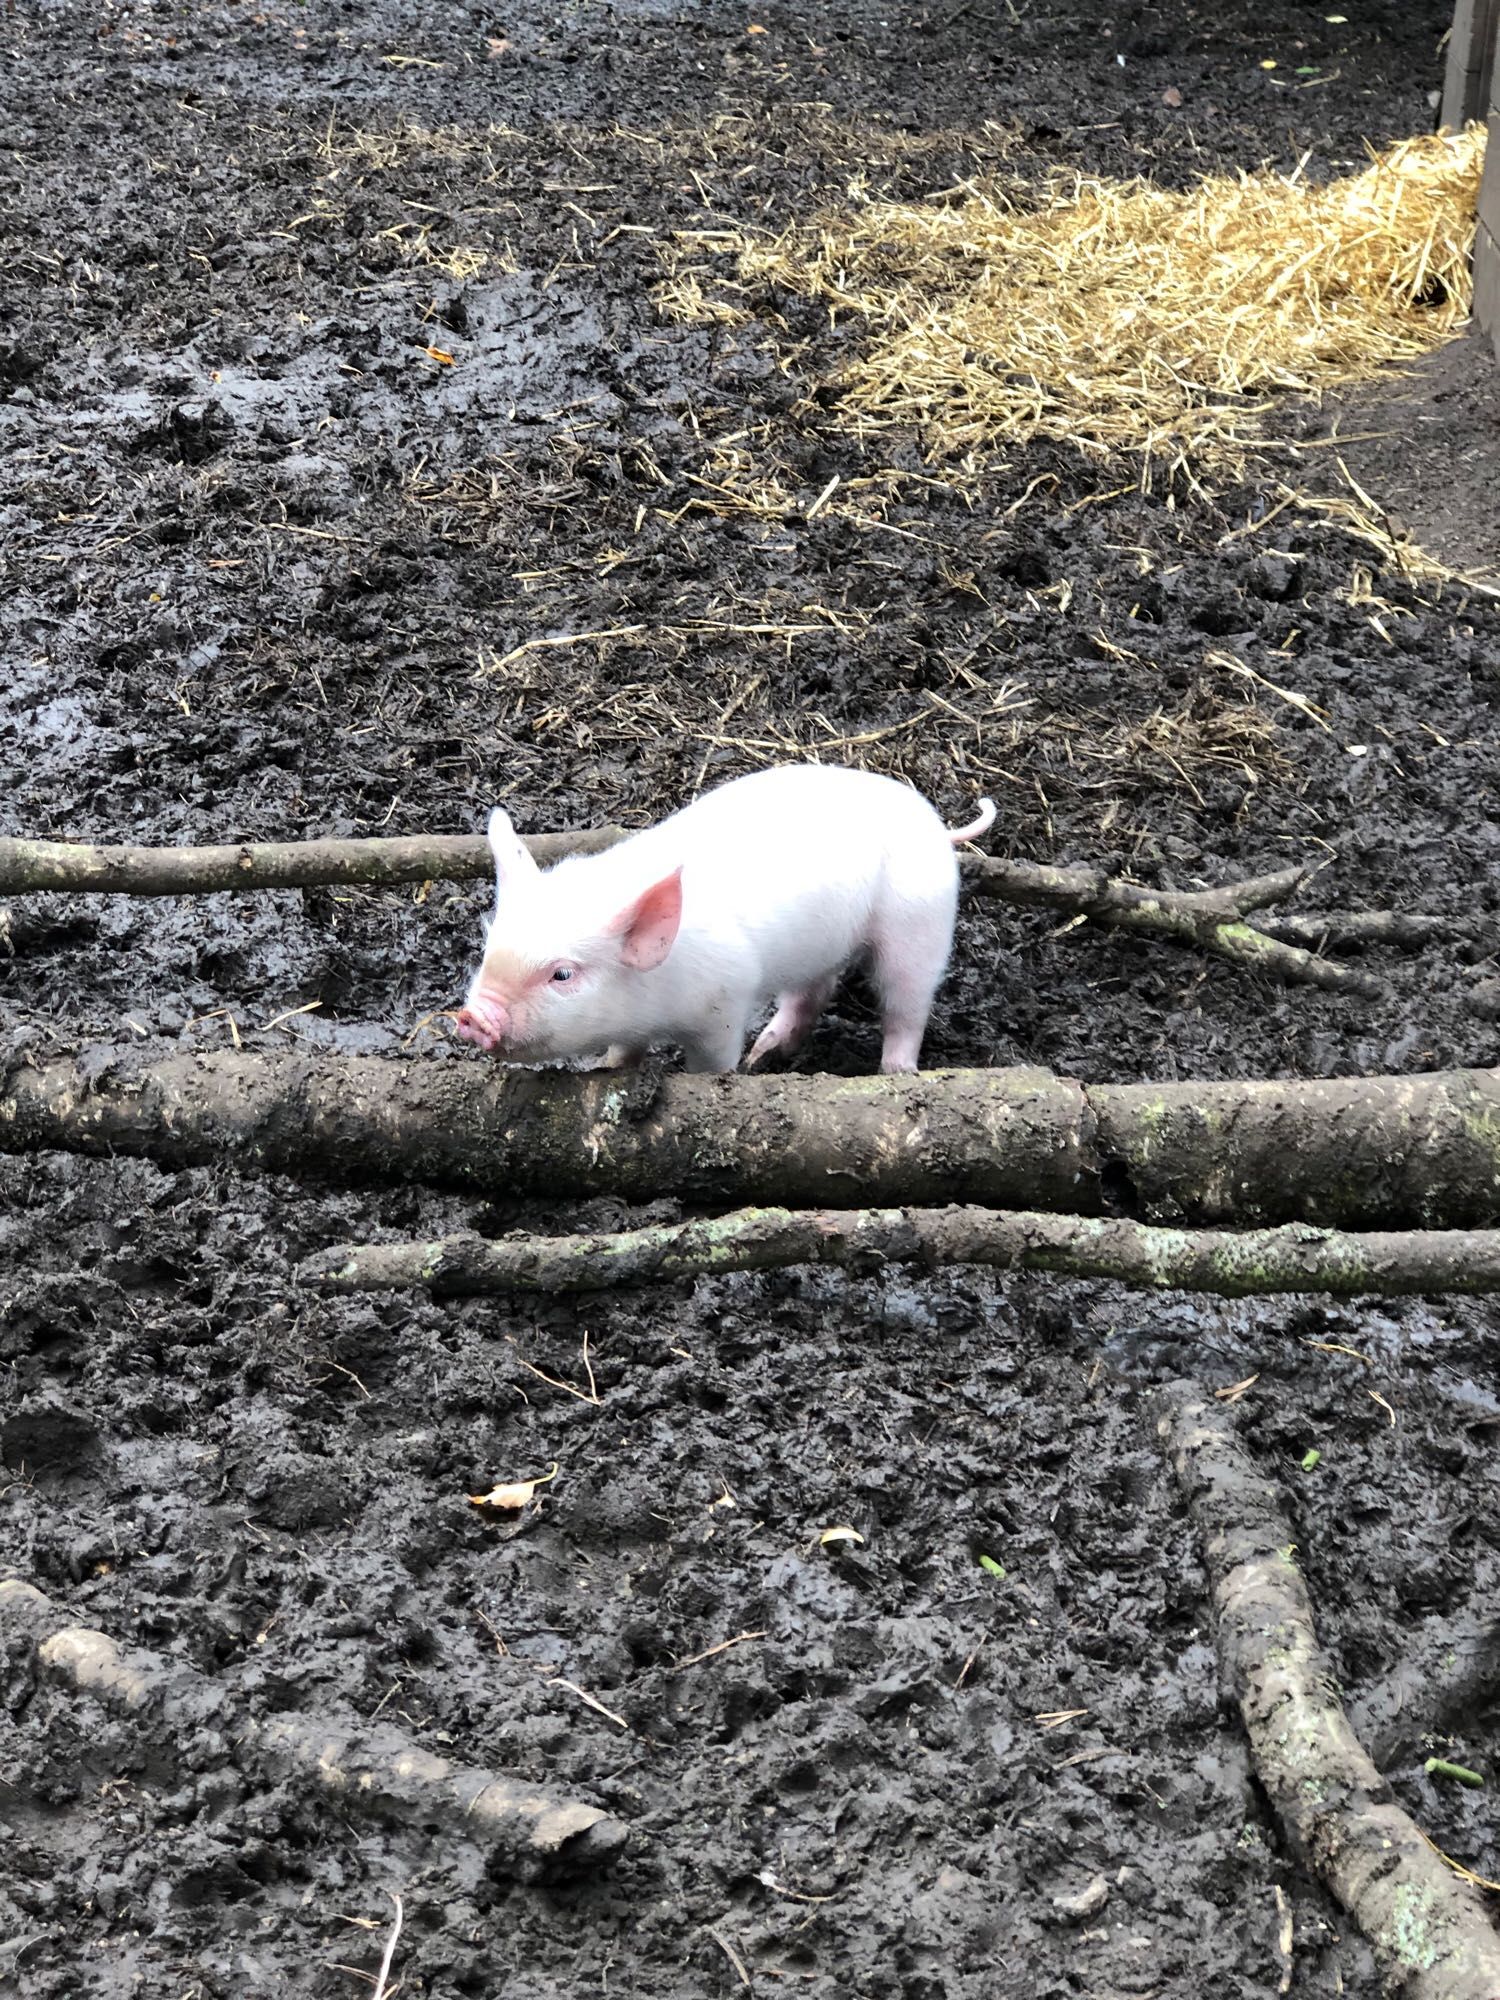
660 127 1484 475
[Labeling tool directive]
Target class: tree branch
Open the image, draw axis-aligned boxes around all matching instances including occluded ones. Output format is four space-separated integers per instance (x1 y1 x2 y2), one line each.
0 1579 623 1878
966 855 1377 993
0 827 623 897
299 1205 1500 1299
1155 1385 1500 2000
0 831 1408 993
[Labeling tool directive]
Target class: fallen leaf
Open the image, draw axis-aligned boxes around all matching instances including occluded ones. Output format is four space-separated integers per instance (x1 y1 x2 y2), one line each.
424 345 456 365
1325 13 1348 21
1216 1373 1259 1403
747 21 768 33
470 1462 559 1511
1162 86 1183 107
819 1525 864 1548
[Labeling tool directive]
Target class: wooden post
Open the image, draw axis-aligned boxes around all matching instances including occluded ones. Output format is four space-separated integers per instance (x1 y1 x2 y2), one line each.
1475 6 1500 361
1443 0 1500 129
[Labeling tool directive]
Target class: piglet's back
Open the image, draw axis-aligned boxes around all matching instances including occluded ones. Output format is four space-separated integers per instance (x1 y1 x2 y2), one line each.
649 764 950 946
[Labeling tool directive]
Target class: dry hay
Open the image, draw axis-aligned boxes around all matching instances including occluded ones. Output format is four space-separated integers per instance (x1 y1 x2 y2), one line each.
658 127 1485 478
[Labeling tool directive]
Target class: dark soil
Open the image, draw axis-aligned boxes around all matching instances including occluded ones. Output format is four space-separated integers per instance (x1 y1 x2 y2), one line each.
1318 328 1500 583
5 4 1500 1995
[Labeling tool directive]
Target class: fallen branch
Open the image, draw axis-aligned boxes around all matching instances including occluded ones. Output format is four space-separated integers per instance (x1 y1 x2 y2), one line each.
0 831 1406 993
0 827 624 897
0 1578 624 1878
1255 910 1466 952
966 855 1378 994
300 1205 1500 1299
5 1051 1500 1227
1155 1385 1500 2000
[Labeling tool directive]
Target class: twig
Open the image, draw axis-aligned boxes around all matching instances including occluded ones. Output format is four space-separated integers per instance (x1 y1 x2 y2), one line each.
670 1630 768 1674
1155 1384 1500 2000
298 1207 1500 1300
548 1678 634 1733
706 1927 753 1989
1254 910 1466 952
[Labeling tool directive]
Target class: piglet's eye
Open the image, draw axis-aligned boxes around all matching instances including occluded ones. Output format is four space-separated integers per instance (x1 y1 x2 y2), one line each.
551 965 574 983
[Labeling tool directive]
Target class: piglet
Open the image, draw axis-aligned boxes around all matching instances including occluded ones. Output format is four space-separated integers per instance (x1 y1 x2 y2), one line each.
454 763 995 1075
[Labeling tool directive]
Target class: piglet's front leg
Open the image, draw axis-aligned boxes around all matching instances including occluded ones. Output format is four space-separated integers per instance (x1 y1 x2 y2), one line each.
598 1043 645 1070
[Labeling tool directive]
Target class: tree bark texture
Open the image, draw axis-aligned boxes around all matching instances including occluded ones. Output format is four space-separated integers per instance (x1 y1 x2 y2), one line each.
1155 1386 1500 2000
4 1052 1500 1227
300 1206 1500 1299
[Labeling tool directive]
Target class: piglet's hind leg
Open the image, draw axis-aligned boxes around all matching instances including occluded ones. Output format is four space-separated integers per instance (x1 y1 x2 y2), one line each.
871 907 952 1075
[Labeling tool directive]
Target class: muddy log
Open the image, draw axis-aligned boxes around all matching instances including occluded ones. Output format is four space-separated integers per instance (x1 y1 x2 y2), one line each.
301 1206 1500 1299
0 833 1386 991
0 1579 624 1878
4 1051 1500 1227
1155 1386 1500 2000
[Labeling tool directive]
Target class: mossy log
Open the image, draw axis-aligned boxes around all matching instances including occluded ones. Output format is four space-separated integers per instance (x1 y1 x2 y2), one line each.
4 1052 1500 1227
300 1205 1500 1299
1156 1385 1500 2000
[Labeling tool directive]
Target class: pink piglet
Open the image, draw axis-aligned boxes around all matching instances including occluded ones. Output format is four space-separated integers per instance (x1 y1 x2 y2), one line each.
455 762 995 1075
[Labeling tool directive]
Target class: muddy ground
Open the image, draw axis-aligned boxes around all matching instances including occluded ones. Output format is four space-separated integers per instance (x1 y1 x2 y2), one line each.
5 2 1500 1995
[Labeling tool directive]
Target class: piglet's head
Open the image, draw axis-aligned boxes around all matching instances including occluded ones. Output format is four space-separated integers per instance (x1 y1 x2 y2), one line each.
455 807 684 1060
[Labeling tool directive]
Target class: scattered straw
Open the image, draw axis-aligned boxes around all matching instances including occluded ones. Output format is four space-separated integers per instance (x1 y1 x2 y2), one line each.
659 127 1485 476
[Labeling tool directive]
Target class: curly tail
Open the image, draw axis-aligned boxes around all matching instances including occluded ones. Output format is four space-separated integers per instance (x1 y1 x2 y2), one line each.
947 797 997 846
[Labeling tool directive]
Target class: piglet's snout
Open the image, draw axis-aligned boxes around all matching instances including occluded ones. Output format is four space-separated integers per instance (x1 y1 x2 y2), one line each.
455 995 512 1051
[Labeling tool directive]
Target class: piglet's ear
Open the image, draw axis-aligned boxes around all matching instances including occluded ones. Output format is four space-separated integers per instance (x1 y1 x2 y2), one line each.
611 868 683 972
486 806 539 899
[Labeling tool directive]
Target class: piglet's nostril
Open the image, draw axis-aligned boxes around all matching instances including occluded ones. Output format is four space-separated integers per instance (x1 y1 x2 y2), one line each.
456 996 511 1050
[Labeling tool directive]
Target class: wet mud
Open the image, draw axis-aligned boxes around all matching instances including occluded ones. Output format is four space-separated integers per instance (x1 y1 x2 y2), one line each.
4 3 1500 1994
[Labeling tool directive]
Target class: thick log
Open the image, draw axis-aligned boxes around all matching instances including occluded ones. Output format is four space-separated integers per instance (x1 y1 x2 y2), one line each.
300 1206 1500 1299
3 1052 1500 1227
1156 1386 1500 2000
0 1579 623 1877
